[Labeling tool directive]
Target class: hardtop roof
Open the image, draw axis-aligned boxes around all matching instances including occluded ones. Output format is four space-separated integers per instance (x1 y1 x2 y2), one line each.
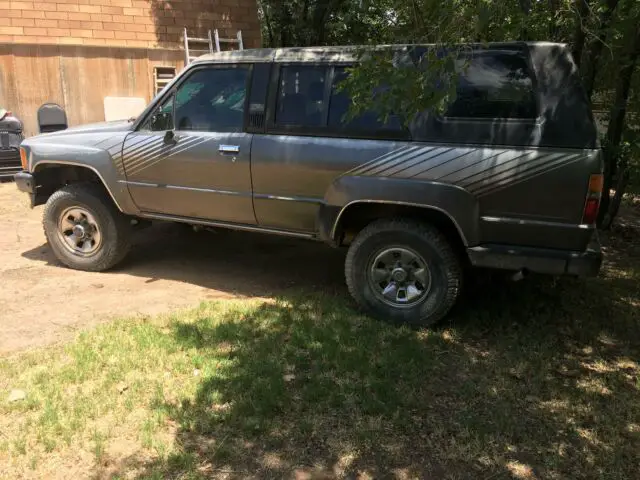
192 42 567 65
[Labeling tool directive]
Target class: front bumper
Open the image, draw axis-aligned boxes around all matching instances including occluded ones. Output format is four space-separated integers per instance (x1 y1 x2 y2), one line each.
467 233 603 277
14 171 35 193
14 171 38 207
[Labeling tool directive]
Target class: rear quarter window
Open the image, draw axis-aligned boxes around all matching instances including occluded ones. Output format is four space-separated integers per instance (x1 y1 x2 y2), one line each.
446 50 538 120
328 67 403 131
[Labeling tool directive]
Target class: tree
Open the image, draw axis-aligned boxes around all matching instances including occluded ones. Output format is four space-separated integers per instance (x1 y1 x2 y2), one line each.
258 0 639 227
572 0 592 66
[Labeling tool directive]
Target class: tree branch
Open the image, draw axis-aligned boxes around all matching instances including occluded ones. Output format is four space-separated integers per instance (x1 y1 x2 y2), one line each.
571 0 591 65
599 24 640 224
581 0 621 100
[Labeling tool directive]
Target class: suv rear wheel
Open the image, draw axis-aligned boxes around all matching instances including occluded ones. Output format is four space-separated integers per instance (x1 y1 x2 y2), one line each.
345 219 462 327
43 183 131 271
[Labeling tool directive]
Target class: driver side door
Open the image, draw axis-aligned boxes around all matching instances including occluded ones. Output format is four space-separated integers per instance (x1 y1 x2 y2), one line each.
122 65 256 224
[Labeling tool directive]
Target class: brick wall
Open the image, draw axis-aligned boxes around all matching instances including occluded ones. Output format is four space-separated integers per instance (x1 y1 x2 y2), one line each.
0 0 261 49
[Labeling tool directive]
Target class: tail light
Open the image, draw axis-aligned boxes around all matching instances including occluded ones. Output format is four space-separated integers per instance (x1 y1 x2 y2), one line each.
19 147 28 171
582 174 603 224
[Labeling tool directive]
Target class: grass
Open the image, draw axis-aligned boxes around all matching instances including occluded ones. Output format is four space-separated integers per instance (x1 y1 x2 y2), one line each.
1 230 639 479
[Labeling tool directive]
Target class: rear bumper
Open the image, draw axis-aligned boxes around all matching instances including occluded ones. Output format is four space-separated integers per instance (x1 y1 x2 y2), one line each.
0 165 22 179
0 148 22 178
467 233 603 277
0 167 22 179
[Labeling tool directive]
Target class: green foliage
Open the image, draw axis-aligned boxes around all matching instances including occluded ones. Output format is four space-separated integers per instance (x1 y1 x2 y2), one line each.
258 0 639 120
258 0 640 223
337 46 462 124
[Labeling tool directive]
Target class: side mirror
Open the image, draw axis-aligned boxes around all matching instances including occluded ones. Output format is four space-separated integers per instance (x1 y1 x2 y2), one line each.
150 110 172 132
163 130 177 146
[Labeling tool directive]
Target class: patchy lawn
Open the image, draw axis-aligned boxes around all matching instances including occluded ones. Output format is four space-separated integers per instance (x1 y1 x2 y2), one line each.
1 227 639 479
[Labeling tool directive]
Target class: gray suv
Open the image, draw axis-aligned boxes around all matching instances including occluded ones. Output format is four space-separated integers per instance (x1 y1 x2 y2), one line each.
15 42 603 326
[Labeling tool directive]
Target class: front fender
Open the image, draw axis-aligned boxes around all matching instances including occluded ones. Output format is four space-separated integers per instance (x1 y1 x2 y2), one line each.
24 134 138 215
319 175 480 246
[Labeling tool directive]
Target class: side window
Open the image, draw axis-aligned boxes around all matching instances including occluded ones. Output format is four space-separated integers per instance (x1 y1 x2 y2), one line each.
142 95 174 132
275 66 328 127
328 67 403 132
173 67 248 132
446 51 537 119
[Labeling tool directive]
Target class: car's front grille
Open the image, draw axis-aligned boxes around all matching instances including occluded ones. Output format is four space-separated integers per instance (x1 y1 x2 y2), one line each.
0 130 23 150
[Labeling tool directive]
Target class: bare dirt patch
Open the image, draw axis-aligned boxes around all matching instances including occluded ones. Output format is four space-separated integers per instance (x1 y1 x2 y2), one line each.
0 183 345 355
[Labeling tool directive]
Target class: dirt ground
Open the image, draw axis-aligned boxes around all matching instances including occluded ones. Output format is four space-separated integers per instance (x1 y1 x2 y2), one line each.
0 182 345 355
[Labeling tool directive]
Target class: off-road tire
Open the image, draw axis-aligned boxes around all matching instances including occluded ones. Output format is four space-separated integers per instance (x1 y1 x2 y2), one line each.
345 219 462 327
43 183 131 271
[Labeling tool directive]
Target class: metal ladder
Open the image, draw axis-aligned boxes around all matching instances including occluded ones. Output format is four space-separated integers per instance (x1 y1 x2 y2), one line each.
183 28 244 64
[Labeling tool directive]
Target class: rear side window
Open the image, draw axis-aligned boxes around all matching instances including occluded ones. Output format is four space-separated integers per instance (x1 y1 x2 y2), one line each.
270 64 407 140
328 67 403 131
275 66 327 127
446 51 538 119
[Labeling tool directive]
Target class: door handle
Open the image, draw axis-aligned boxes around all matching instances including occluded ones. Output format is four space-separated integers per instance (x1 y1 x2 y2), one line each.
219 144 240 155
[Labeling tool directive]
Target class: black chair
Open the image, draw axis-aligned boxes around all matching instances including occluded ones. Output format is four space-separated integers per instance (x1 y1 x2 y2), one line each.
37 103 68 134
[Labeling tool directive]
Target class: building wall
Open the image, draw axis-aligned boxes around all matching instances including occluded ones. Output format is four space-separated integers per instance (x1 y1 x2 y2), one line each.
0 0 261 135
0 0 261 49
0 44 186 135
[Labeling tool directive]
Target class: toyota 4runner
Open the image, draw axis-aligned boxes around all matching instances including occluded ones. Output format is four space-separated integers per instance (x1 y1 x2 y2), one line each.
15 42 603 326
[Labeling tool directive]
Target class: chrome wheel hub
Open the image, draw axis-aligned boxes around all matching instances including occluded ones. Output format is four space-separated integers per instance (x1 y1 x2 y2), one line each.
368 247 432 307
72 224 86 238
391 267 408 283
57 207 102 257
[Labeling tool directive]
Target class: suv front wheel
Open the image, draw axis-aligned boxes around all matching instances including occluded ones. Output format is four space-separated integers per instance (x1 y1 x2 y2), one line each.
345 219 462 327
43 183 132 272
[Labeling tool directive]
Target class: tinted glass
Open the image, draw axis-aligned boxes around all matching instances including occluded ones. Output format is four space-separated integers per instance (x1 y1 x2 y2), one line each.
329 67 403 131
173 67 248 132
275 66 327 127
446 51 537 119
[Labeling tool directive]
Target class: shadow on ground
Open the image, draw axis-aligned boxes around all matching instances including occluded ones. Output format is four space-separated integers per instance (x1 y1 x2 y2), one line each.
21 222 347 297
21 222 640 479
108 246 639 478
